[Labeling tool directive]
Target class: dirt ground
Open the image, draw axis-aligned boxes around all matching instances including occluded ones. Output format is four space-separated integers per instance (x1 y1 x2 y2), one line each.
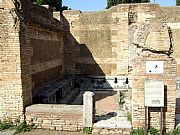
17 129 90 135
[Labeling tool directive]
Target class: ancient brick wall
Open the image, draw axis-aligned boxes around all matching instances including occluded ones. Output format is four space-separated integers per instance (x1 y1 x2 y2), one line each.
62 3 179 131
62 4 180 77
132 54 177 130
62 5 129 76
29 26 64 89
23 3 64 90
26 104 83 131
0 0 64 121
127 4 177 130
150 7 180 76
1 1 180 131
0 0 32 121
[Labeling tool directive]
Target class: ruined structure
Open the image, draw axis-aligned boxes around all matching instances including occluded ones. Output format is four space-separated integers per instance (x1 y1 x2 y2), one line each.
0 0 180 132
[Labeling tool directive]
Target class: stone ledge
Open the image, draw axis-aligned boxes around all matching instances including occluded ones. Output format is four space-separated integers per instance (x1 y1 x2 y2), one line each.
26 104 83 113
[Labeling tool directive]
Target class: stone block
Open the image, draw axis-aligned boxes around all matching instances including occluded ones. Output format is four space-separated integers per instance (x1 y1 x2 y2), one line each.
83 91 94 127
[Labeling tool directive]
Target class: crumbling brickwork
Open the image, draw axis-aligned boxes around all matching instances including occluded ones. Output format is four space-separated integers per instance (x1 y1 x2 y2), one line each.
0 0 180 131
0 0 64 121
62 5 129 76
62 4 179 130
132 54 176 130
26 104 83 131
0 0 32 121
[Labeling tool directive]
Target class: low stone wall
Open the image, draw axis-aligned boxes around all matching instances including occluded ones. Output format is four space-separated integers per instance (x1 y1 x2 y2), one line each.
25 104 83 131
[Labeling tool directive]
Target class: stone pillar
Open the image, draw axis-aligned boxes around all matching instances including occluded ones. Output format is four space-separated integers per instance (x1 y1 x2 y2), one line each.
83 91 94 127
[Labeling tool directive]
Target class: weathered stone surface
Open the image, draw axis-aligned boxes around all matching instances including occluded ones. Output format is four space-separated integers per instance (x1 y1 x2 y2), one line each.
0 0 64 121
132 55 177 130
0 0 180 132
83 91 94 127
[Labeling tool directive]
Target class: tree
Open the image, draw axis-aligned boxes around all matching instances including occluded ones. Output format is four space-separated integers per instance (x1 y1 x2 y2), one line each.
177 0 180 6
107 0 150 8
32 0 69 11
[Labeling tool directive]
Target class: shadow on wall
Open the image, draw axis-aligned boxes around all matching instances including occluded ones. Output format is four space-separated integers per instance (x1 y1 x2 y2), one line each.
62 15 118 103
62 16 106 76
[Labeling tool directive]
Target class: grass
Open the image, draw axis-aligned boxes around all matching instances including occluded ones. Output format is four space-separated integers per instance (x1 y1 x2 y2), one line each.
83 127 92 134
0 120 34 135
14 122 34 134
0 121 14 131
127 112 132 123
131 127 180 135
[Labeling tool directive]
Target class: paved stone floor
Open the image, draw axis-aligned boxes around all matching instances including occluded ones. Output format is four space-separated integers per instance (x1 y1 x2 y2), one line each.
95 91 117 115
94 115 131 129
93 91 132 134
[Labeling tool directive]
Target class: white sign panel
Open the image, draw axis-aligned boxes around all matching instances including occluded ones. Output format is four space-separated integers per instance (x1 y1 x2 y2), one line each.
144 80 164 107
146 61 164 74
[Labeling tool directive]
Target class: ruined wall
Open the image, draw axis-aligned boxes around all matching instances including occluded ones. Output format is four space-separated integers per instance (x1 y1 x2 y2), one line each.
62 4 179 130
63 4 180 77
132 54 176 130
26 104 83 131
149 7 180 76
63 5 129 76
128 5 178 130
0 0 32 121
0 0 64 120
29 25 64 90
24 4 64 90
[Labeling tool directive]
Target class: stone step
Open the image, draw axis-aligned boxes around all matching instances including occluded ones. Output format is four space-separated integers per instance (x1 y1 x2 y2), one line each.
93 116 132 129
93 128 131 135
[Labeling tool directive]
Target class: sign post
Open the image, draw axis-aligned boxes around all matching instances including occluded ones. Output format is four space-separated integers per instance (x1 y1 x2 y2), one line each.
144 80 164 135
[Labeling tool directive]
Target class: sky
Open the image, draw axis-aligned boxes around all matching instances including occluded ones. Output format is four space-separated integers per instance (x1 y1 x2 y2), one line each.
63 0 176 12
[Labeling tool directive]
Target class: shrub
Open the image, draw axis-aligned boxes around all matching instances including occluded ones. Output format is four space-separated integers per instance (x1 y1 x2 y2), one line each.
165 128 180 135
119 91 126 105
14 122 33 134
148 126 159 135
127 112 132 123
83 127 92 134
0 121 14 131
130 128 144 135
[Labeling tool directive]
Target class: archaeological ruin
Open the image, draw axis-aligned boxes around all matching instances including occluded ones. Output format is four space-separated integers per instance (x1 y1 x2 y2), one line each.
1 0 180 134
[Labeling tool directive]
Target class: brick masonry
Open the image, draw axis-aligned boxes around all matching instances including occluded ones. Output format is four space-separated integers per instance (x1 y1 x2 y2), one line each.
132 54 177 130
0 0 31 121
0 0 180 132
25 104 83 131
0 0 64 121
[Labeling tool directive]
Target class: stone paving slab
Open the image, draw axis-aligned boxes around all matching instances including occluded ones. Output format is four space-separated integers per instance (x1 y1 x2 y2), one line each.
0 130 15 135
94 116 132 129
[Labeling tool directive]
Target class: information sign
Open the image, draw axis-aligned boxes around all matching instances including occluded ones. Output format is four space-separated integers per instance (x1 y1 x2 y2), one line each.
144 80 164 107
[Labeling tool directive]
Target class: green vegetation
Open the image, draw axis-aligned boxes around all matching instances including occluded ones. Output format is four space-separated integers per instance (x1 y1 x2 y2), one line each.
107 0 150 8
0 121 14 131
127 112 132 123
131 127 180 135
0 120 34 135
130 127 145 135
119 91 126 105
83 127 92 134
177 0 180 6
148 127 160 135
131 127 159 135
14 122 34 134
165 128 180 135
31 0 69 11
